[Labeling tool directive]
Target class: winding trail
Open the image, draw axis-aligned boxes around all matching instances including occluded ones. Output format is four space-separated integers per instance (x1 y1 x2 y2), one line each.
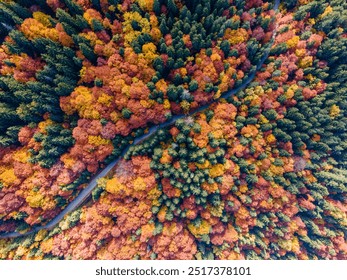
0 0 281 239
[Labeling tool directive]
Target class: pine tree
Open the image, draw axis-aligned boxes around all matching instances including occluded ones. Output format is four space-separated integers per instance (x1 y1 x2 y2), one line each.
62 0 84 15
153 0 161 15
167 0 178 16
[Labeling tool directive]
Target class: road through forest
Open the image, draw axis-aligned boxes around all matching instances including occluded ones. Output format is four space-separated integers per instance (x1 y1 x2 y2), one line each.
0 0 281 239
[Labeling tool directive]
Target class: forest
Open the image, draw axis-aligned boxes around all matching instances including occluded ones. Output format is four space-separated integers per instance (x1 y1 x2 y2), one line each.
0 0 347 260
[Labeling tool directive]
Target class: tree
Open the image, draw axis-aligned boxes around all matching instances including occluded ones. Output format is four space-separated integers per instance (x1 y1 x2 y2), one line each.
62 0 84 15
153 0 161 15
167 0 179 16
79 42 97 64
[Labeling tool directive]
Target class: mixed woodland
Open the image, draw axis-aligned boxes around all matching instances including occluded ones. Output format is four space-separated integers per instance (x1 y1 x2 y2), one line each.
0 0 347 260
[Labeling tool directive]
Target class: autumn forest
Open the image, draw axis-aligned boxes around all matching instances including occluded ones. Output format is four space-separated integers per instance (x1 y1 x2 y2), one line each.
0 0 347 260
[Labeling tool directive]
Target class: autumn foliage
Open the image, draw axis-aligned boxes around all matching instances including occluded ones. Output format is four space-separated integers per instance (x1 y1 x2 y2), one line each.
1 0 347 260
